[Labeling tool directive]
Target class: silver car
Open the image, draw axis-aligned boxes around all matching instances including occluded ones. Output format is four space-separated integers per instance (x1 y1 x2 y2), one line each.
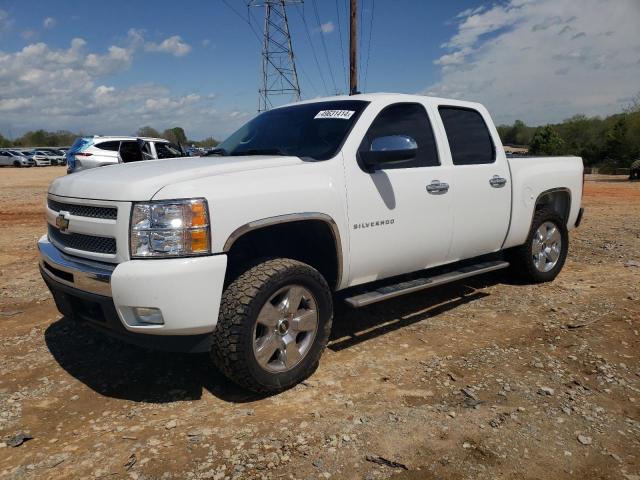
0 150 34 167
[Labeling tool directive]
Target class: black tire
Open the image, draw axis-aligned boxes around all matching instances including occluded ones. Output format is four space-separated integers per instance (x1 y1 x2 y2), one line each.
211 258 333 393
508 207 569 283
13 160 20 168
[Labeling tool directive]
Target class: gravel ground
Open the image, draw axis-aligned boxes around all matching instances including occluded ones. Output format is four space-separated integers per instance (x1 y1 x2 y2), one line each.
0 168 638 480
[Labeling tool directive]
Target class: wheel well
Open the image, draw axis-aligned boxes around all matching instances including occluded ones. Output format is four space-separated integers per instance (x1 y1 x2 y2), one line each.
224 220 340 290
535 189 571 223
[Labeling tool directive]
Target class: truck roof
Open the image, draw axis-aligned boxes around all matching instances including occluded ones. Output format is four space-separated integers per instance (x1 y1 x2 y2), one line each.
281 92 485 110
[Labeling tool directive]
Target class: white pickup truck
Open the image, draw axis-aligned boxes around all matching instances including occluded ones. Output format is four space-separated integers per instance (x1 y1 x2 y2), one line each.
39 93 584 392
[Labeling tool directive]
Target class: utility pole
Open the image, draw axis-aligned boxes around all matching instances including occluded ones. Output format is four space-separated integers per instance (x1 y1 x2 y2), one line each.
249 0 302 111
349 0 358 95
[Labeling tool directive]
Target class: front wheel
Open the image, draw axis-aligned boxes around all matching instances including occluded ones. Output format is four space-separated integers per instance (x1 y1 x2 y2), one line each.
211 258 333 393
508 208 569 283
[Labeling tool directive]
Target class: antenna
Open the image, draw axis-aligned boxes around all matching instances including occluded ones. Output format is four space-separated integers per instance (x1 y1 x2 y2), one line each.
249 0 302 111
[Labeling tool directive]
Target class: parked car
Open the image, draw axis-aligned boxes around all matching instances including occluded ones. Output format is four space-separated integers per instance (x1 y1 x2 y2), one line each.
39 93 584 392
26 150 52 166
0 150 34 167
43 150 66 166
66 136 187 173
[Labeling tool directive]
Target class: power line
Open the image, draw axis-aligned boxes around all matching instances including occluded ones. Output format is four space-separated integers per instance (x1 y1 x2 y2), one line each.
311 0 337 94
295 3 329 95
363 0 375 92
221 0 262 44
335 0 347 93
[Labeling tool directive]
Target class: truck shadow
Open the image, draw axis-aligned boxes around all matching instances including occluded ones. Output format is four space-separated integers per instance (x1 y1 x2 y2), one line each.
44 272 504 404
328 272 502 351
44 318 264 404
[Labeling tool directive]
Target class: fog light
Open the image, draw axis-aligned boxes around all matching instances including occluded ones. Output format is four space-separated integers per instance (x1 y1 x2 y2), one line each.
133 307 164 325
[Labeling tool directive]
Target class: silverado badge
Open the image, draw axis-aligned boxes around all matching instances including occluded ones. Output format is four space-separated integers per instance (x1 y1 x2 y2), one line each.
56 212 70 232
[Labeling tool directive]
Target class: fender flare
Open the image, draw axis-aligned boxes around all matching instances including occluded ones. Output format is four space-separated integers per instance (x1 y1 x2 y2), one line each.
222 212 345 289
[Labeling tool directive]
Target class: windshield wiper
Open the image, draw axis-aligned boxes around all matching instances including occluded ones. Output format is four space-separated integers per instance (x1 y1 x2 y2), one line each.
231 148 288 156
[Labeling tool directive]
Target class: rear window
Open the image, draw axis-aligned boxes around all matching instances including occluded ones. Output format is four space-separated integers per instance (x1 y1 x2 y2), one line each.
438 107 495 165
95 141 120 151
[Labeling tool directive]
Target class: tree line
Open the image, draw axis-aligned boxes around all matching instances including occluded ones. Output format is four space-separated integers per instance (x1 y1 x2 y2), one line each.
497 94 640 168
3 97 639 167
0 127 220 149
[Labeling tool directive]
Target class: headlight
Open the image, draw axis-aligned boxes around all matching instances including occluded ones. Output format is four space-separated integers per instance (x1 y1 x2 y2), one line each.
130 199 210 258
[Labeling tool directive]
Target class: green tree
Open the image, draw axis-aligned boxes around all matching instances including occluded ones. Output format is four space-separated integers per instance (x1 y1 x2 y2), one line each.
191 136 219 148
0 133 11 148
529 126 565 155
497 120 535 146
603 117 634 166
162 127 187 145
136 126 161 138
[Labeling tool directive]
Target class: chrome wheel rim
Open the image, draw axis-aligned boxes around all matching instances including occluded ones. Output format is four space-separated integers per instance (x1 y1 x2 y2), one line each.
252 285 318 373
532 221 562 272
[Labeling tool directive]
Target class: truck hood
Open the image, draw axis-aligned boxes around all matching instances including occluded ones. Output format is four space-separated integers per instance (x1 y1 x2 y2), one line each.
48 155 306 201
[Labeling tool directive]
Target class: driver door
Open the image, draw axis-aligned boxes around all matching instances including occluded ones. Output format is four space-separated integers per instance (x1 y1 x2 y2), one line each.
344 102 454 286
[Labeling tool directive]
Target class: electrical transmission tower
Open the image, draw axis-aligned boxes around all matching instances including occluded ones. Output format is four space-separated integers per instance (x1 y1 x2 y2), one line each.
249 0 302 111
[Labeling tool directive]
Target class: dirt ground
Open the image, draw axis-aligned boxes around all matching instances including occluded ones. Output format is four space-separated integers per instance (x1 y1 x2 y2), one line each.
0 167 638 480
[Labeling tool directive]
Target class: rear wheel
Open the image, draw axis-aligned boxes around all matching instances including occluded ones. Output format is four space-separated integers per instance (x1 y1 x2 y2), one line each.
211 258 333 392
13 160 20 168
509 208 568 283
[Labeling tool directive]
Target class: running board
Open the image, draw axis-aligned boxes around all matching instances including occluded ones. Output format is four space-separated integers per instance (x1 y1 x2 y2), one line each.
344 260 510 308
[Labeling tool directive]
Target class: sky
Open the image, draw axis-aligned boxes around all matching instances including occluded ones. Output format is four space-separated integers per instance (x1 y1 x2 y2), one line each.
0 0 639 141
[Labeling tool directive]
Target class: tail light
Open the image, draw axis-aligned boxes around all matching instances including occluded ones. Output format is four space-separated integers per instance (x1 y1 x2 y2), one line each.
75 152 93 157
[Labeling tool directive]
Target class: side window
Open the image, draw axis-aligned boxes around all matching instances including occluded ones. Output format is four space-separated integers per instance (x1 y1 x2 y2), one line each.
119 141 143 162
438 107 495 165
155 142 182 159
95 141 120 151
359 103 439 169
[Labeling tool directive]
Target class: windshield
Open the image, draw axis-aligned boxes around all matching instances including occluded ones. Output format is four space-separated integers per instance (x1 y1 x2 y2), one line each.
216 100 369 161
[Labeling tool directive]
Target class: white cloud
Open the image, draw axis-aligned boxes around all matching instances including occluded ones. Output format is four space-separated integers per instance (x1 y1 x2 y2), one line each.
43 17 57 29
145 35 191 57
424 0 640 125
319 21 334 34
0 37 249 139
0 9 14 33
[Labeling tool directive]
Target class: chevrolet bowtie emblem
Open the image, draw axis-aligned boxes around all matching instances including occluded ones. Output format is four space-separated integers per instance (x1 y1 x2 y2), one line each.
56 211 70 232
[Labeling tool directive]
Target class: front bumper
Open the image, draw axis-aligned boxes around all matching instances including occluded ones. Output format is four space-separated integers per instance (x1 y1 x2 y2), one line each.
38 236 227 347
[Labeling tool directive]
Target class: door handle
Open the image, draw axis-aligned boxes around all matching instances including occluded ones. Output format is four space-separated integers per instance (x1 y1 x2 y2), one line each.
426 180 449 194
489 175 507 188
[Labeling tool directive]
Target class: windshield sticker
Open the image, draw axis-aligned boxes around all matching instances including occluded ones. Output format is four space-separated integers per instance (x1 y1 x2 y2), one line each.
314 110 355 120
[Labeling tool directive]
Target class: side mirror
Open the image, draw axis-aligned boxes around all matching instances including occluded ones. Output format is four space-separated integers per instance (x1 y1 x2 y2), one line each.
361 135 418 171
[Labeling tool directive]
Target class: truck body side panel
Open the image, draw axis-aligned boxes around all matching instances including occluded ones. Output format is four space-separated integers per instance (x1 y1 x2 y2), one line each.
503 155 584 249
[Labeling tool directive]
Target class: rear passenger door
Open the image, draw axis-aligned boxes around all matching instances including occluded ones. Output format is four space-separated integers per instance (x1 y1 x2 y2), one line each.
437 106 510 261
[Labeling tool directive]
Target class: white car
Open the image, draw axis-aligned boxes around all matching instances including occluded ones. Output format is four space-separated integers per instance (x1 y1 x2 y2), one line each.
28 150 52 166
66 136 186 173
38 150 66 166
39 93 584 392
0 150 34 167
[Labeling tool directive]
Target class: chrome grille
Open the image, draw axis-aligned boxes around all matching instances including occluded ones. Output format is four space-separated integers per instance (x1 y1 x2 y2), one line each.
48 225 116 255
48 198 117 220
